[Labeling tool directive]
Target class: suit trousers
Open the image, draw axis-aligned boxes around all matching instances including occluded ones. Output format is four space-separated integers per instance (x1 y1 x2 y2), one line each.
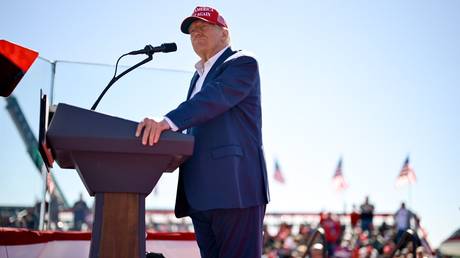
190 205 266 258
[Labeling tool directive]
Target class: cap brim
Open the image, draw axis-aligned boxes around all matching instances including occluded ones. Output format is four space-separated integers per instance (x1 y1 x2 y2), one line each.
180 16 215 34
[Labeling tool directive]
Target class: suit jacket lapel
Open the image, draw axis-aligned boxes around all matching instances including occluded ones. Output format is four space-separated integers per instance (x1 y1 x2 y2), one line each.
186 72 200 100
202 47 236 87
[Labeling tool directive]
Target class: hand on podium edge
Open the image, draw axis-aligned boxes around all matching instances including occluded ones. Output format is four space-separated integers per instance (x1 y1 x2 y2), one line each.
136 118 171 146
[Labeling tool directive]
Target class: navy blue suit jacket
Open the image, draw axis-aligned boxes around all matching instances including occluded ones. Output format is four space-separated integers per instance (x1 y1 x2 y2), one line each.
166 47 270 218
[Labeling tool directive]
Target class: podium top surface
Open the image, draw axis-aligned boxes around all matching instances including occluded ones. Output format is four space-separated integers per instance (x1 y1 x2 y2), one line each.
47 103 194 157
46 103 194 173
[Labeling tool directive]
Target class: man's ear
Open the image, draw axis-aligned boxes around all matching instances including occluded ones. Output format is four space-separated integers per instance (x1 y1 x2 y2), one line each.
222 29 229 43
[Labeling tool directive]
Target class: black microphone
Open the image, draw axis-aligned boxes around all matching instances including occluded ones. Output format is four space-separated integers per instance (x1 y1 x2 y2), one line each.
128 43 177 55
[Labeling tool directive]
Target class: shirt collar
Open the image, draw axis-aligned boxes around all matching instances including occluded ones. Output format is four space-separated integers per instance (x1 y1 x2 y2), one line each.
194 46 230 76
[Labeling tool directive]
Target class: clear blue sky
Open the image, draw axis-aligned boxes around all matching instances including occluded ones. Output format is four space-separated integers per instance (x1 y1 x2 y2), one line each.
1 0 459 248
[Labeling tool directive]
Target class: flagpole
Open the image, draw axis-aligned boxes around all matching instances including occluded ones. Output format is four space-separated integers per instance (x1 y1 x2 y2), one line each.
340 185 346 214
332 157 347 213
408 183 412 209
397 155 416 209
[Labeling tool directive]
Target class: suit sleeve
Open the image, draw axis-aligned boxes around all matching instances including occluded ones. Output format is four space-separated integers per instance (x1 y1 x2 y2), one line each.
165 56 259 131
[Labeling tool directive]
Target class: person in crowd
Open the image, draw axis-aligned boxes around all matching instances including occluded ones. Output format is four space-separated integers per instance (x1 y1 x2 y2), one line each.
49 194 61 230
72 193 89 231
310 243 325 258
320 212 342 257
394 202 415 243
360 196 375 233
350 204 360 230
23 206 38 229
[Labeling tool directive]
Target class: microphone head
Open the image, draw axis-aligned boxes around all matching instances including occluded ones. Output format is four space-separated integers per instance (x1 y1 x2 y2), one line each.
161 43 177 53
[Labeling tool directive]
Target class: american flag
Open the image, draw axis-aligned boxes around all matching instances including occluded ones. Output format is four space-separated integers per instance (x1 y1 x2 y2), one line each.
273 159 285 184
332 157 348 191
396 156 416 187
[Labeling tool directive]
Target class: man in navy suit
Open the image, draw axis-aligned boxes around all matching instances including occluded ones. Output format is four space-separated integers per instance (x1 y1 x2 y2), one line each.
136 6 270 258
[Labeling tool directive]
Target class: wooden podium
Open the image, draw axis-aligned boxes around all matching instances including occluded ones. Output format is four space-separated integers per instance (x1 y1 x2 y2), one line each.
44 103 194 258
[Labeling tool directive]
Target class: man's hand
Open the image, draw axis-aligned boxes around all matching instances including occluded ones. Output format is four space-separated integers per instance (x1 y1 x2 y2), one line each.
136 118 171 146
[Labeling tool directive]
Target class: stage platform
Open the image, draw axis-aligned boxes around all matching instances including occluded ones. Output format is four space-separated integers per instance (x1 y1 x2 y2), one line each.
0 227 200 258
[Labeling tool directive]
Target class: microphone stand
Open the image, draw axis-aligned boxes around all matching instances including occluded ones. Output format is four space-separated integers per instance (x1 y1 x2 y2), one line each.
91 53 153 111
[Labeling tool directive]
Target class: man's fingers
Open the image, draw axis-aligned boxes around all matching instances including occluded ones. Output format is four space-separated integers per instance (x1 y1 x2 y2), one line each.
135 120 145 137
137 118 168 146
142 122 152 145
154 128 161 144
153 120 170 144
149 125 157 146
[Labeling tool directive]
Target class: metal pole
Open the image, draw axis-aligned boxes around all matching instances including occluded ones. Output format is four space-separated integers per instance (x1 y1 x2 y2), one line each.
37 56 56 105
50 61 56 105
39 165 48 230
408 183 412 209
41 59 55 229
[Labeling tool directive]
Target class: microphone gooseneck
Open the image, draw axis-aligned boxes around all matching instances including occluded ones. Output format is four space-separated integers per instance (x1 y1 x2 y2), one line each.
91 43 177 111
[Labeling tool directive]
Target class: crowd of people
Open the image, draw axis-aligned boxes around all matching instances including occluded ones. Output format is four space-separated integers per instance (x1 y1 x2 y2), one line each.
1 193 90 231
2 195 432 258
262 197 432 258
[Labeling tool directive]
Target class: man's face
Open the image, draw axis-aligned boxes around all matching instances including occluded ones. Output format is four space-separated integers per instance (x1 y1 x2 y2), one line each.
189 20 227 60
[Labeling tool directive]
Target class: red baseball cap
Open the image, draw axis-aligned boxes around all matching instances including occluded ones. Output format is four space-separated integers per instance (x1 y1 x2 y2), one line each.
181 6 228 34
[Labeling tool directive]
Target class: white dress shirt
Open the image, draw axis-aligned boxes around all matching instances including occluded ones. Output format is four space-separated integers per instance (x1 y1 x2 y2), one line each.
164 46 230 131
